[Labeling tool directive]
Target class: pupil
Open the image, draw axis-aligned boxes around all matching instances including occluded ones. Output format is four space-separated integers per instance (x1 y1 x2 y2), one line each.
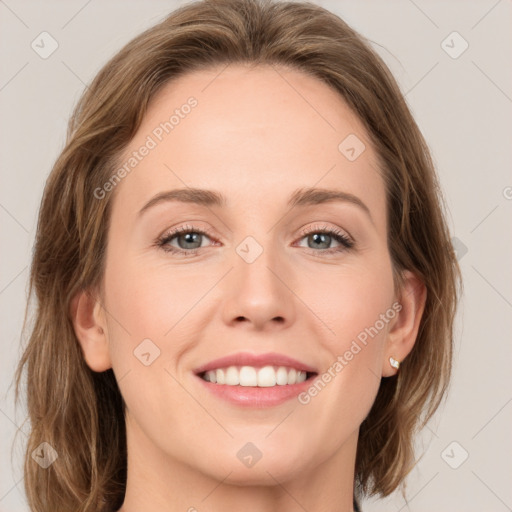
311 233 330 249
181 232 200 248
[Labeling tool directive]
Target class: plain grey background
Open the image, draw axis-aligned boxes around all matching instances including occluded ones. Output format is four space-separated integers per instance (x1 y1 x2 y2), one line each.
1 1 511 511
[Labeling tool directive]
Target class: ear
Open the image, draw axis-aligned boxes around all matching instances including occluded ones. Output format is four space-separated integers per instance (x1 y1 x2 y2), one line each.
382 270 427 377
70 288 112 372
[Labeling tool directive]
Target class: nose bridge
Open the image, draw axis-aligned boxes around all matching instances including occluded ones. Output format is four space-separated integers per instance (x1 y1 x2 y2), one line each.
236 233 281 290
221 230 296 329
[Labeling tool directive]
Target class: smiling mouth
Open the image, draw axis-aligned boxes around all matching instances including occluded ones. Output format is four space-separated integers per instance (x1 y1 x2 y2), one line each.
198 365 318 387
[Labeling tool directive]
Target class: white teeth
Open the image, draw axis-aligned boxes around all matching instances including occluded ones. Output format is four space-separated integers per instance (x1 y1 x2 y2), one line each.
201 365 311 387
225 366 239 385
205 370 216 383
239 366 257 386
276 366 288 385
216 368 225 384
257 366 276 387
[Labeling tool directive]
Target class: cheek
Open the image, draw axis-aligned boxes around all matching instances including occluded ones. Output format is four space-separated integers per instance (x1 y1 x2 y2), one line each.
303 256 395 408
100 255 198 438
101 248 225 387
307 256 395 348
103 254 209 338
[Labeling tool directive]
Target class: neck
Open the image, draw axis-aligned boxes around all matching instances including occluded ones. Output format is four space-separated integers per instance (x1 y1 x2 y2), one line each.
118 415 358 512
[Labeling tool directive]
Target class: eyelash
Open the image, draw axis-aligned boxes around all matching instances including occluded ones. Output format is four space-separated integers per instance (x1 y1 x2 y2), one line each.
155 223 355 257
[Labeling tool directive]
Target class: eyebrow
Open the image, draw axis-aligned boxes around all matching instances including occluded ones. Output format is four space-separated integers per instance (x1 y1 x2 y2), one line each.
138 186 373 222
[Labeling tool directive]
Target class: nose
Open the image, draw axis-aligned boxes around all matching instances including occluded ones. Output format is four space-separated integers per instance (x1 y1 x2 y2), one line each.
221 241 296 331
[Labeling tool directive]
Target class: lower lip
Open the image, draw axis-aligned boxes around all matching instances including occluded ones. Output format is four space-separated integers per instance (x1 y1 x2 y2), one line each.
195 374 317 408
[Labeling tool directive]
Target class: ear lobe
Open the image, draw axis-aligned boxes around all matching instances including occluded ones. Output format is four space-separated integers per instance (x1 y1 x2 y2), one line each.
382 270 427 377
70 289 112 372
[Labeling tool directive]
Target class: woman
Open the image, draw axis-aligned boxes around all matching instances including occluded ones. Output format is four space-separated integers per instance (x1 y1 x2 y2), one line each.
15 0 461 510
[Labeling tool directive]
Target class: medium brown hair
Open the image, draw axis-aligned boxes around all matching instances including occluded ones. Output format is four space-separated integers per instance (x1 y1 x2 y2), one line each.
15 0 461 510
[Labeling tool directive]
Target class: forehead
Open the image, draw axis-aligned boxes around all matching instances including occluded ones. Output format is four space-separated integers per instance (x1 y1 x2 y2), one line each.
112 63 385 227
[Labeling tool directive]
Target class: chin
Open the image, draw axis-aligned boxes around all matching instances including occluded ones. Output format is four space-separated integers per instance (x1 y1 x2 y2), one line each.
201 440 315 486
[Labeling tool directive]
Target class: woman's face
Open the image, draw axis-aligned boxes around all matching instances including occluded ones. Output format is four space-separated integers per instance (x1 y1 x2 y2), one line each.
99 64 398 484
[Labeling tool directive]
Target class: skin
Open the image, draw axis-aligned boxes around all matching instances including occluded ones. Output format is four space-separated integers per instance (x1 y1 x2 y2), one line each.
72 64 426 512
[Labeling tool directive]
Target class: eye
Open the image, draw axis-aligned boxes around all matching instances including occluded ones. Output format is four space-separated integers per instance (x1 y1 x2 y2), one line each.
155 223 355 257
156 224 217 256
295 224 354 255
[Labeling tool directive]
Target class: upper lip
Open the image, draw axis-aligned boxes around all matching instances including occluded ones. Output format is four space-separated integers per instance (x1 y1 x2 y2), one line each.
193 352 318 375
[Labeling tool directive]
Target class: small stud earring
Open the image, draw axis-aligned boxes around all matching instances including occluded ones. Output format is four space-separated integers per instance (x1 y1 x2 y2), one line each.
389 356 401 370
